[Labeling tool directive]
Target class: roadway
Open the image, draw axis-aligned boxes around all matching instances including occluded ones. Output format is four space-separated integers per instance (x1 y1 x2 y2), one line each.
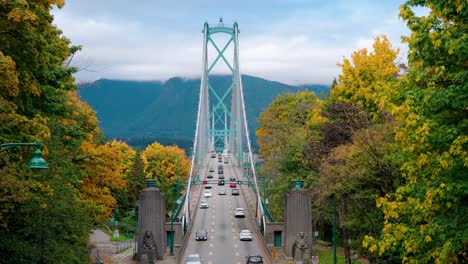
181 155 264 264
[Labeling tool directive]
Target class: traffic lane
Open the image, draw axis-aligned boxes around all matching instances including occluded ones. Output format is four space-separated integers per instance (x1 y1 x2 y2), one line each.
231 191 262 261
225 160 262 262
182 185 215 263
182 203 210 262
181 157 222 263
211 186 241 264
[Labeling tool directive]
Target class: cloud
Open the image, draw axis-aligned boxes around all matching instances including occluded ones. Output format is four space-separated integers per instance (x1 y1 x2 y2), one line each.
53 0 409 85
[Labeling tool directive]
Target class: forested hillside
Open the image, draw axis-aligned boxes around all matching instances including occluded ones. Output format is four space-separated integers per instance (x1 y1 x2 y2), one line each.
78 76 330 148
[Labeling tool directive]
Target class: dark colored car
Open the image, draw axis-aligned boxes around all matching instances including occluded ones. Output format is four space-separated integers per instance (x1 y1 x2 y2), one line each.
218 174 225 179
218 170 224 174
195 230 208 241
230 176 236 181
207 174 213 178
245 255 263 264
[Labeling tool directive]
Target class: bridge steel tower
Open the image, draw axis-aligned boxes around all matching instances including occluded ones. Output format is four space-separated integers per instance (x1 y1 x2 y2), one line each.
183 19 265 233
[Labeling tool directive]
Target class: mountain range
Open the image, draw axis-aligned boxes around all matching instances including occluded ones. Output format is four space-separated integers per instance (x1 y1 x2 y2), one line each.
78 75 330 150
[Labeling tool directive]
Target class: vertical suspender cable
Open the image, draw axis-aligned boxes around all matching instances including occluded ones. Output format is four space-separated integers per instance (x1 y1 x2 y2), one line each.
234 23 265 233
183 23 208 225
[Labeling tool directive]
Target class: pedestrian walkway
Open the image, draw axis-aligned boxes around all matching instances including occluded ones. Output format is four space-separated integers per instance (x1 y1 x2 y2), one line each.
89 229 135 264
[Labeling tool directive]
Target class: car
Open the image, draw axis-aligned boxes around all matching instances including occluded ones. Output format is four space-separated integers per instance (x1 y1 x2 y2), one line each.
234 208 245 217
207 174 213 179
218 157 222 162
245 255 263 264
199 199 209 209
239 230 253 241
185 253 203 264
231 189 240 195
218 188 226 195
209 168 214 172
218 165 223 169
230 176 236 181
218 180 225 185
218 174 225 179
203 190 212 198
218 169 224 174
230 182 237 188
195 229 208 241
204 184 212 189
223 157 229 164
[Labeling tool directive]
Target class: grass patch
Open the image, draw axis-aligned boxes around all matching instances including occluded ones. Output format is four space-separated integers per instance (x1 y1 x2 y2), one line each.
310 249 363 264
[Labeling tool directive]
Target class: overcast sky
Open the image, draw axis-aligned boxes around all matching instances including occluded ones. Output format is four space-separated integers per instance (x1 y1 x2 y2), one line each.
52 0 410 85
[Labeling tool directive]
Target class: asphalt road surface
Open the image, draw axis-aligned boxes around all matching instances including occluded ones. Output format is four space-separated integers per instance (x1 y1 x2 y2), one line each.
181 156 264 264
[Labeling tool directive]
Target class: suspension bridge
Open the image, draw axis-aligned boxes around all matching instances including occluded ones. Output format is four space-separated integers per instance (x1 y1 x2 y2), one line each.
178 19 270 263
131 19 309 264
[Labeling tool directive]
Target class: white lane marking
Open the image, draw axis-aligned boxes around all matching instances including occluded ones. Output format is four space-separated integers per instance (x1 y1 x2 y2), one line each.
236 252 240 256
210 243 213 248
209 251 213 256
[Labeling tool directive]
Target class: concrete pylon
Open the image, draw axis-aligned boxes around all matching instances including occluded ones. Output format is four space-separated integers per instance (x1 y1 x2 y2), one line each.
137 179 166 262
283 181 312 259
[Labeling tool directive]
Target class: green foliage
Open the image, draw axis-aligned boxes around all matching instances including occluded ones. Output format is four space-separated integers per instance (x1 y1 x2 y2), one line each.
0 0 139 262
256 36 405 263
256 91 323 220
364 1 468 263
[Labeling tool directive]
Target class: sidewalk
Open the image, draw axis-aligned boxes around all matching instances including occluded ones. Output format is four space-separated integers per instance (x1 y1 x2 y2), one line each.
89 229 135 264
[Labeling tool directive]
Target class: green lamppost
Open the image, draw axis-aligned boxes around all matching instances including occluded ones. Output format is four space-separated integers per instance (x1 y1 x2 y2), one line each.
126 210 129 239
169 182 176 255
333 193 337 264
169 157 181 256
0 141 48 169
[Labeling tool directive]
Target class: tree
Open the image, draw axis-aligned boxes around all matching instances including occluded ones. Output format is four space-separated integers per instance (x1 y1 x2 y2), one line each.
141 142 190 213
319 121 402 262
77 139 136 221
0 1 104 262
364 1 468 263
329 35 400 121
256 91 322 220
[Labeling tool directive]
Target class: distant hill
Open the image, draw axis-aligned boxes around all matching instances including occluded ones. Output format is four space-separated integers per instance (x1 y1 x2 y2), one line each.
78 75 330 150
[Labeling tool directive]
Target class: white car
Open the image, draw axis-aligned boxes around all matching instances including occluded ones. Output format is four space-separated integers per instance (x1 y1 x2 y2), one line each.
234 208 245 218
218 188 226 195
239 230 253 241
234 208 245 217
203 190 212 198
185 253 203 264
199 199 209 209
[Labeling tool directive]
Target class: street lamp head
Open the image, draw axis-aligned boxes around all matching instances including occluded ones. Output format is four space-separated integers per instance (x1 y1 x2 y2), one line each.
292 180 304 189
28 148 48 169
